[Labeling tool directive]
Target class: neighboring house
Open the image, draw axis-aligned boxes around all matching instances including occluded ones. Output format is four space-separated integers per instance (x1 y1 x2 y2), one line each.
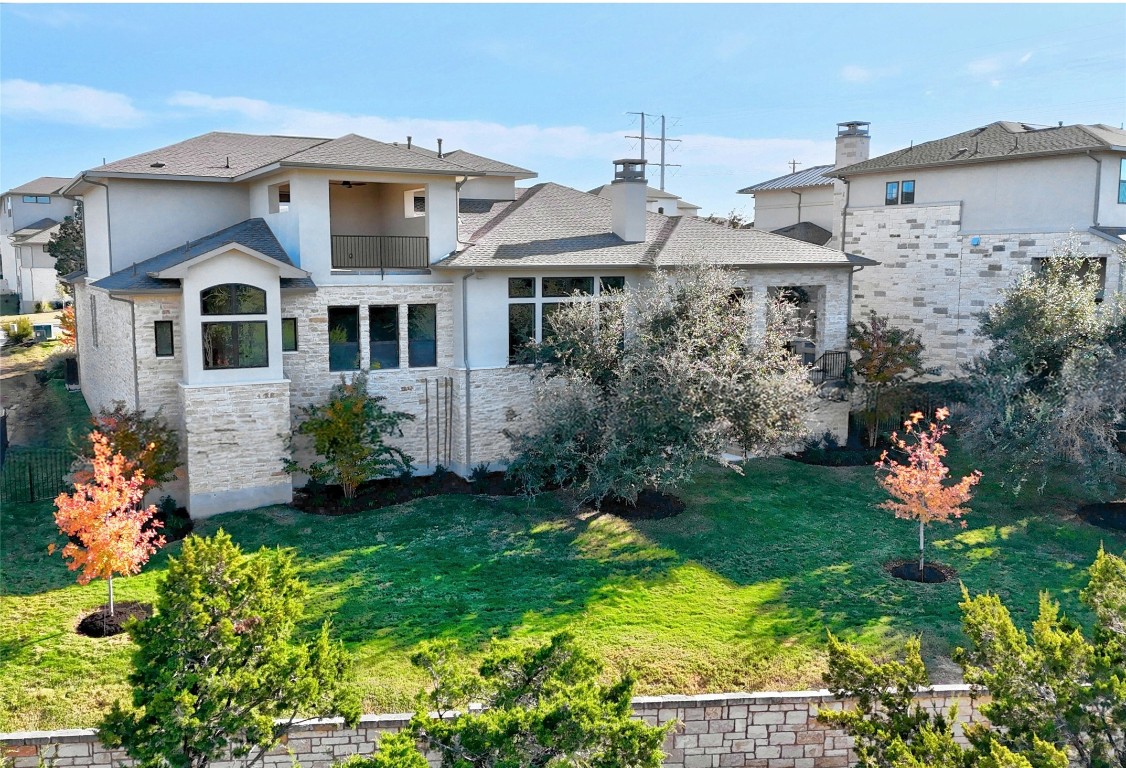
589 183 701 217
828 120 1126 373
737 164 836 245
63 131 871 517
1 177 74 313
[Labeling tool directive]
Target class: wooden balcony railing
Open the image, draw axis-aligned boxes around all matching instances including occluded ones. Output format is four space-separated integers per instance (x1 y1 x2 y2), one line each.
331 235 429 271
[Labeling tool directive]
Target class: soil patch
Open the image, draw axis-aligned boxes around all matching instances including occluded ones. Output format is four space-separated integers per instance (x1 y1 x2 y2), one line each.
786 446 886 467
1076 502 1126 533
884 558 957 584
76 601 153 638
293 470 517 515
599 489 686 520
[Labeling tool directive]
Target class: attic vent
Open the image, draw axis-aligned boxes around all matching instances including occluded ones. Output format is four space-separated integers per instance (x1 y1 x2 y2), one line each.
150 162 166 168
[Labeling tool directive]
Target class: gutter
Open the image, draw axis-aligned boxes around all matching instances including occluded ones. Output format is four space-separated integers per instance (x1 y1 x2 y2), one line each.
1084 150 1102 227
77 175 112 276
838 178 850 252
790 189 803 226
460 268 477 471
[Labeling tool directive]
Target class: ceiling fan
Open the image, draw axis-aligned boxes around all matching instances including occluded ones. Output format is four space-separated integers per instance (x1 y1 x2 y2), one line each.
332 180 369 188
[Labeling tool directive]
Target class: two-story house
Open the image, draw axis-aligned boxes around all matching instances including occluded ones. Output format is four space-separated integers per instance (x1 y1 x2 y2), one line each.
1 177 75 313
739 121 1126 373
64 131 872 517
736 165 836 246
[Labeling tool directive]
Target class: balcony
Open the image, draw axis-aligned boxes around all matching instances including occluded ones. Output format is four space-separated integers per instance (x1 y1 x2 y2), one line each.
331 235 429 271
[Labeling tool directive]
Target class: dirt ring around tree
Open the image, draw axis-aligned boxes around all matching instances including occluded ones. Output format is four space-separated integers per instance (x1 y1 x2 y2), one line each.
76 601 153 638
883 558 957 584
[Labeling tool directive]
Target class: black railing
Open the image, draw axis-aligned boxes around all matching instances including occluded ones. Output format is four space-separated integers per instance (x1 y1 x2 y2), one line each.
811 350 849 385
1 447 73 503
331 235 429 271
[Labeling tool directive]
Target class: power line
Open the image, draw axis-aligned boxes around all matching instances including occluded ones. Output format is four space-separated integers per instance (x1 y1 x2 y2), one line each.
625 111 682 190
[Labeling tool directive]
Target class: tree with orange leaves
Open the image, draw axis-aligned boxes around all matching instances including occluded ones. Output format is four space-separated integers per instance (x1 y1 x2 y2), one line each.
875 408 982 578
51 431 165 615
59 305 76 350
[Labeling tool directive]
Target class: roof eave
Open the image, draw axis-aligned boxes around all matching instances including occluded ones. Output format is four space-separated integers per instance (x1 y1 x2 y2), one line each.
277 160 486 177
830 145 1110 178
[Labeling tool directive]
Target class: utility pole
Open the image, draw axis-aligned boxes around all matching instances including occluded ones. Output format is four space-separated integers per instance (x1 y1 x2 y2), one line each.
788 159 802 174
625 112 682 190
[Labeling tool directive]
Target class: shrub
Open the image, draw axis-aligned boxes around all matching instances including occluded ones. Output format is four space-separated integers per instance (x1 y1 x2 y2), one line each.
336 734 428 768
7 316 33 344
75 403 180 491
469 462 491 485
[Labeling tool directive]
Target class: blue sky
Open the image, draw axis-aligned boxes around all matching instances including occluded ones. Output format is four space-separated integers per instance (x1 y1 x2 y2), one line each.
2 3 1124 218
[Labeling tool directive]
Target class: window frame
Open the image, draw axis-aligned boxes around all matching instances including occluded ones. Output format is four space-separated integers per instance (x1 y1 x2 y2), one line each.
200 283 267 316
884 181 900 206
201 320 269 370
900 179 915 205
508 302 536 364
368 305 400 370
154 320 175 358
505 275 625 366
407 303 438 368
22 195 50 204
327 306 361 372
281 317 298 352
1118 158 1126 205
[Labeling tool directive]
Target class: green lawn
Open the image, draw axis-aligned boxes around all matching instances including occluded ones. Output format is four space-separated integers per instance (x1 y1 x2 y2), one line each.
2 453 1123 731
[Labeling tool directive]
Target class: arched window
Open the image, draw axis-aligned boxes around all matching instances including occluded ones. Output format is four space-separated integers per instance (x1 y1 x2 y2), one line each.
200 283 268 370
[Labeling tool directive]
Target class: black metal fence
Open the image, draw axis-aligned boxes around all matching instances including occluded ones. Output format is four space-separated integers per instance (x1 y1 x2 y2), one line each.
331 235 429 270
1 448 74 503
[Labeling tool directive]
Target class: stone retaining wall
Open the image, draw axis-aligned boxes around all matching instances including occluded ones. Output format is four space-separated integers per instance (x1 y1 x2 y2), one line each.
1 685 987 768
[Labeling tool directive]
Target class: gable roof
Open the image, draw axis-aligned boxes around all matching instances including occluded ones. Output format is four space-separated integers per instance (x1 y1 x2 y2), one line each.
279 134 483 175
88 132 329 179
13 221 62 246
12 218 61 238
440 183 869 270
832 122 1126 177
408 146 536 178
91 218 315 294
738 165 834 193
4 177 72 197
770 221 833 246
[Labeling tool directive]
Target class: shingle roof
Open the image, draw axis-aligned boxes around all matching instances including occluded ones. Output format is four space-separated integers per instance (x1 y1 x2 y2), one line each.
832 122 1126 177
738 165 834 193
3 177 71 196
14 222 61 246
770 221 833 247
458 193 530 242
91 218 315 293
588 184 682 200
12 218 60 237
280 134 482 175
89 132 329 179
409 147 536 177
439 183 864 269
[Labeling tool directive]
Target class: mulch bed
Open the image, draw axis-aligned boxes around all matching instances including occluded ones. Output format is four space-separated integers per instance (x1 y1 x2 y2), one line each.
294 471 518 515
785 447 886 468
598 489 686 520
884 558 957 584
1076 502 1126 533
76 601 153 638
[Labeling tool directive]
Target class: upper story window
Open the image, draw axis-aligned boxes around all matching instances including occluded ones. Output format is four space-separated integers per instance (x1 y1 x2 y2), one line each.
405 188 426 218
1118 158 1126 204
268 182 291 214
885 180 916 205
201 284 267 315
900 180 915 205
22 195 50 204
884 182 899 206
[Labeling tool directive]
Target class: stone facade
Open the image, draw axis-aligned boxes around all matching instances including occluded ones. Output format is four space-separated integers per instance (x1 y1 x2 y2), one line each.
73 284 138 415
0 686 989 768
846 202 1123 374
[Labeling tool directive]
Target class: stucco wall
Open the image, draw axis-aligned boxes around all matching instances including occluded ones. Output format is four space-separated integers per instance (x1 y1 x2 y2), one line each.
0 686 989 768
752 187 835 233
460 176 517 201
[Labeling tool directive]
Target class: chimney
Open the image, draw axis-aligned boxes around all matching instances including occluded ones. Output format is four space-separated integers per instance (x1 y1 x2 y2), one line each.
609 158 647 242
834 121 871 169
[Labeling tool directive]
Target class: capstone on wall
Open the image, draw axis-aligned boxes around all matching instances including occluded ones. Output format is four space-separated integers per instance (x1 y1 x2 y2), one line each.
1 686 990 768
845 202 1123 374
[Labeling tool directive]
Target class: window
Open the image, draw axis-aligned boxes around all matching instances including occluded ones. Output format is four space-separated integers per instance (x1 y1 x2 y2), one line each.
408 304 437 367
508 277 535 298
543 277 594 298
1119 158 1126 204
508 303 535 363
22 195 50 204
90 296 98 348
201 284 266 315
269 182 291 214
154 321 174 357
900 180 915 205
405 188 426 218
600 276 626 292
281 317 298 352
885 182 900 205
202 322 267 369
369 306 399 369
328 306 360 371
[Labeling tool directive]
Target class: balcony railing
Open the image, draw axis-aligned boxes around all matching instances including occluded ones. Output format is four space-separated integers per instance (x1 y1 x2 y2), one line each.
331 235 429 271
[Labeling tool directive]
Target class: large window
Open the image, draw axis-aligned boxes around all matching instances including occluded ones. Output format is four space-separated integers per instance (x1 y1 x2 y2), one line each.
884 182 900 206
201 284 266 315
369 306 399 369
543 277 594 297
507 276 624 365
408 304 437 367
508 303 535 363
900 180 915 205
1119 158 1126 204
202 322 267 369
328 307 360 371
22 195 50 204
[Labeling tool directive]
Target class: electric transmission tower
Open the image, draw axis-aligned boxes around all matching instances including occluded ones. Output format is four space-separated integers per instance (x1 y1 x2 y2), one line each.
625 112 681 191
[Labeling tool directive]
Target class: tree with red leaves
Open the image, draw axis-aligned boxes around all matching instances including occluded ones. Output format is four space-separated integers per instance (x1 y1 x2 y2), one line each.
875 408 982 577
59 305 76 350
50 431 165 615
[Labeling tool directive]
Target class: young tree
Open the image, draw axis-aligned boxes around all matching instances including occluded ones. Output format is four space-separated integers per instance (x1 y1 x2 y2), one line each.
50 431 164 615
337 734 429 768
285 371 414 500
408 632 671 768
820 549 1125 768
849 311 932 447
74 403 181 492
99 530 361 768
59 304 76 349
875 408 981 577
506 264 815 507
47 212 86 294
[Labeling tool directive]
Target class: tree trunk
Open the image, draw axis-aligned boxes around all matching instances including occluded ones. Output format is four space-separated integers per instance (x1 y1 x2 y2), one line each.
108 574 115 616
918 521 925 577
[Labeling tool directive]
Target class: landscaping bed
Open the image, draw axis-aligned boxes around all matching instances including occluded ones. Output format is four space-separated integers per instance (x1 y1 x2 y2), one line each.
292 470 517 514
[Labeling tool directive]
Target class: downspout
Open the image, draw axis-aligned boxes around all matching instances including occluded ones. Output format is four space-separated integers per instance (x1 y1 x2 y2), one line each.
78 175 112 275
790 189 803 226
460 268 477 472
1084 150 1102 227
838 178 851 252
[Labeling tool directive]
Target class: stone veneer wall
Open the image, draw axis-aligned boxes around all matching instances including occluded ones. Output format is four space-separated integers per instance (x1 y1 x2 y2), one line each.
846 203 1123 374
73 284 137 416
1 686 988 768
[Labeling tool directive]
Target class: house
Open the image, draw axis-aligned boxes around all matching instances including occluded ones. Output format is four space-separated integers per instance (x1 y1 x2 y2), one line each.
1 177 74 313
737 165 836 245
589 183 702 217
739 120 1126 373
63 131 870 517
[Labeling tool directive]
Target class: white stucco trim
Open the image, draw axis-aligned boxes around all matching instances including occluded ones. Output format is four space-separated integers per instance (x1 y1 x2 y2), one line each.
154 242 309 280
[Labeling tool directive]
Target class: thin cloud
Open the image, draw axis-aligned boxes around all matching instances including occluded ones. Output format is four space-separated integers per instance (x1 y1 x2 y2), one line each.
1 80 145 128
966 56 1002 76
7 7 85 27
841 65 873 83
1019 51 1033 65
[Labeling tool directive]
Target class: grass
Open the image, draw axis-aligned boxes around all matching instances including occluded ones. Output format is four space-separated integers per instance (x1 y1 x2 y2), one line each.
2 448 1122 732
